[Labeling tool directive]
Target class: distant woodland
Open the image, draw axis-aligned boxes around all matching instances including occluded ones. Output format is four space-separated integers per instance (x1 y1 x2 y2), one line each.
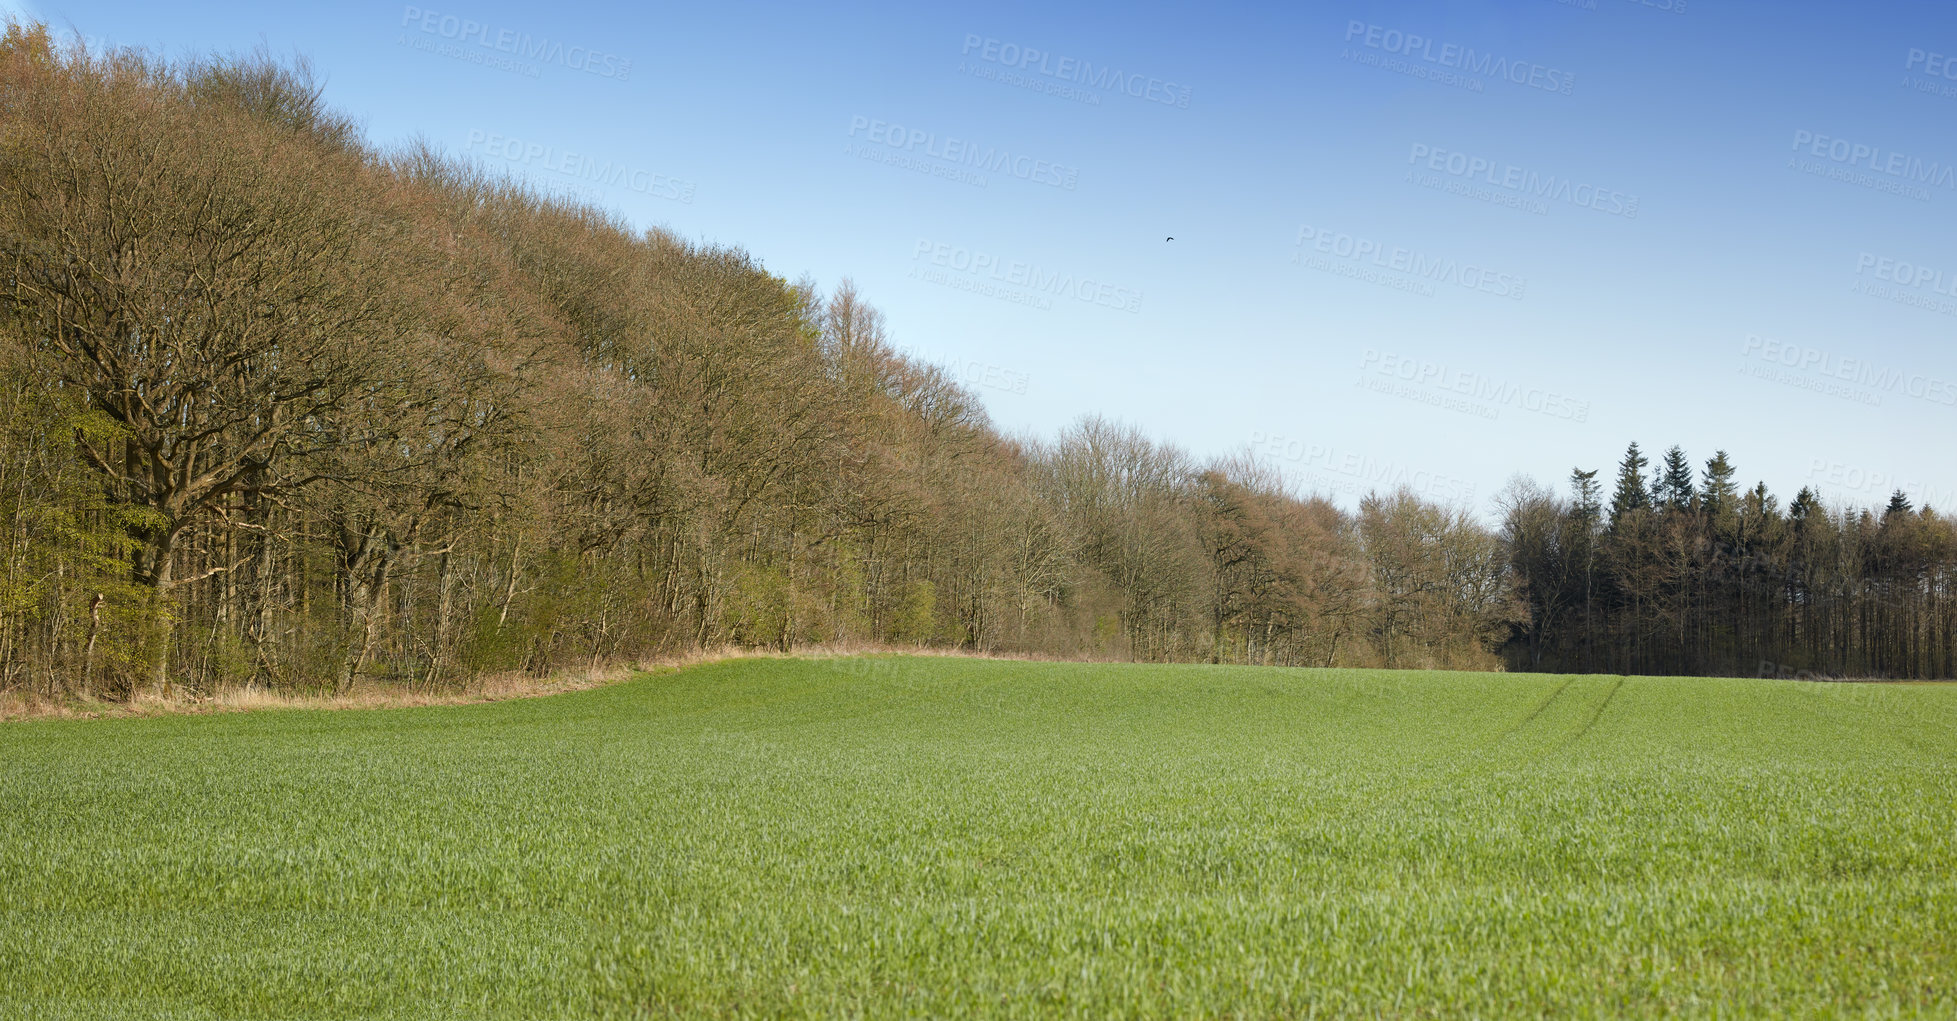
2 27 1952 699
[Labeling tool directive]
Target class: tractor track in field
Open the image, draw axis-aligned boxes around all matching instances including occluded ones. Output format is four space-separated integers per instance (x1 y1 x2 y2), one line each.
1553 676 1624 754
1354 677 1586 811
1498 676 1577 744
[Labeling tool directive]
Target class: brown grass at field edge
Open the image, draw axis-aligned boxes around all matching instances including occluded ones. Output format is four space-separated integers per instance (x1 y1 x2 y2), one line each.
0 662 632 723
0 644 1094 723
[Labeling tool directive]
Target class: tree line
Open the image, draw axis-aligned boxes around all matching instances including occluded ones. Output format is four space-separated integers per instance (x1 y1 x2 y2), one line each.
1 29 1949 699
1500 444 1955 680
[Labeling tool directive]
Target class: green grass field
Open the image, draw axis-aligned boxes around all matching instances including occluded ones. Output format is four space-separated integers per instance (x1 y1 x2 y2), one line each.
3 657 1954 1019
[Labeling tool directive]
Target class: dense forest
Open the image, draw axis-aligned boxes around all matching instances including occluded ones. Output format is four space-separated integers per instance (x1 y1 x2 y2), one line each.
1 28 1951 700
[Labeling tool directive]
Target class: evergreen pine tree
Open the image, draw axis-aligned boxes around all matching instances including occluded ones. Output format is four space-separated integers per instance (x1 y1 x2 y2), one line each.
1701 451 1739 517
1608 443 1650 527
1655 445 1696 511
1570 467 1602 523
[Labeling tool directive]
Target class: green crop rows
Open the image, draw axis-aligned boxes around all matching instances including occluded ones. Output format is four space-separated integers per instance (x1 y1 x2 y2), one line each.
3 657 1953 1018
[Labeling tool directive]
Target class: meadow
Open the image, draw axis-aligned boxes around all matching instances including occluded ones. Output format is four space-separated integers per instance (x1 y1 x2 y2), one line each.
2 656 1953 1018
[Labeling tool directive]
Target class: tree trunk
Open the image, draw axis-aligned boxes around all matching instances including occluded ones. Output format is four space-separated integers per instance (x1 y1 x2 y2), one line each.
135 531 177 700
80 593 103 699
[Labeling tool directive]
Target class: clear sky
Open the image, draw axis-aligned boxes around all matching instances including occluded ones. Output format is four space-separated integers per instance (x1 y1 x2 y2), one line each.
19 0 1957 518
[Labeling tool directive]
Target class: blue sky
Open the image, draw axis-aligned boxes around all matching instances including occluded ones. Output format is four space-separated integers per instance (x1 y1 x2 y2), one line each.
19 0 1957 517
